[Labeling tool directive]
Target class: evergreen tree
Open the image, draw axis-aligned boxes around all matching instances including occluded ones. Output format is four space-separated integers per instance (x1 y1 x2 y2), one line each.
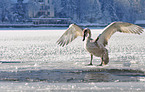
12 0 27 22
0 0 12 23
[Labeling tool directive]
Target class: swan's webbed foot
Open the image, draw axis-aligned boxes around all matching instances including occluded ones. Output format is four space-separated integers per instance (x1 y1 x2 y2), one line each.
97 62 103 66
85 63 93 66
97 63 103 66
88 63 93 66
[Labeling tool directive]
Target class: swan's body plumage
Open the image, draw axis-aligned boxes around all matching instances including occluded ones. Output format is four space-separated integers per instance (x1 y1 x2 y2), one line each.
57 22 144 66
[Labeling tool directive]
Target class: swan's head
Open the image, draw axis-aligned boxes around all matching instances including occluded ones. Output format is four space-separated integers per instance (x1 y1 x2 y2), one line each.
83 28 91 41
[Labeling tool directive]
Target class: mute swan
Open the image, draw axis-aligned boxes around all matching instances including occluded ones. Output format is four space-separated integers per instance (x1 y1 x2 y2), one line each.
57 22 144 66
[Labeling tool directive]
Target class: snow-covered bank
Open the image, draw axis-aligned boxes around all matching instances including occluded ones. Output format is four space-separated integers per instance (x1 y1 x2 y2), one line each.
0 23 108 28
0 24 70 28
0 22 144 28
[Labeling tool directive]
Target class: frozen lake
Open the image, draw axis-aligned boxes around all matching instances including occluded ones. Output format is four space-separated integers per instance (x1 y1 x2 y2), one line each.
0 28 145 91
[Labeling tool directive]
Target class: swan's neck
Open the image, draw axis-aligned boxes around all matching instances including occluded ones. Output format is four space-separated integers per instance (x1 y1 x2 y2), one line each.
84 32 92 49
84 36 91 45
88 31 91 38
86 32 91 41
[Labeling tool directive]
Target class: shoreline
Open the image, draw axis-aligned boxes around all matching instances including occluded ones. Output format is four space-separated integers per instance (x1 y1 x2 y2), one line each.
0 23 107 28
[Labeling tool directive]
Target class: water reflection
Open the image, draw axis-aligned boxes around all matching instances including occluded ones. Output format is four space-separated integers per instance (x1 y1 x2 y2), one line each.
0 69 144 83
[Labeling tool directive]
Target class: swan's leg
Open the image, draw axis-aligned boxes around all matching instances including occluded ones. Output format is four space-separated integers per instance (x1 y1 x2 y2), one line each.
98 57 103 66
90 54 93 65
86 54 93 66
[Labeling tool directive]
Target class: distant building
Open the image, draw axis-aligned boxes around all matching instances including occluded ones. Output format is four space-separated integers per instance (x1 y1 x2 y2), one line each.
31 0 72 25
11 0 72 25
35 0 54 18
12 0 54 18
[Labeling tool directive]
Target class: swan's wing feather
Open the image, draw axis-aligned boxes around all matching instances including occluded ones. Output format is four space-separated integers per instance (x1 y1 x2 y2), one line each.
96 22 144 46
57 24 83 47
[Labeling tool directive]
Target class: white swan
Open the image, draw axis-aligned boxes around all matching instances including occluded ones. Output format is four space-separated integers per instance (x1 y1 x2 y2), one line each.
57 22 144 66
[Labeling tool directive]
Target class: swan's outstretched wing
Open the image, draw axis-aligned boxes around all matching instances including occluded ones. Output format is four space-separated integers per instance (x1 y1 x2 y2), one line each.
96 22 144 46
57 24 83 47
